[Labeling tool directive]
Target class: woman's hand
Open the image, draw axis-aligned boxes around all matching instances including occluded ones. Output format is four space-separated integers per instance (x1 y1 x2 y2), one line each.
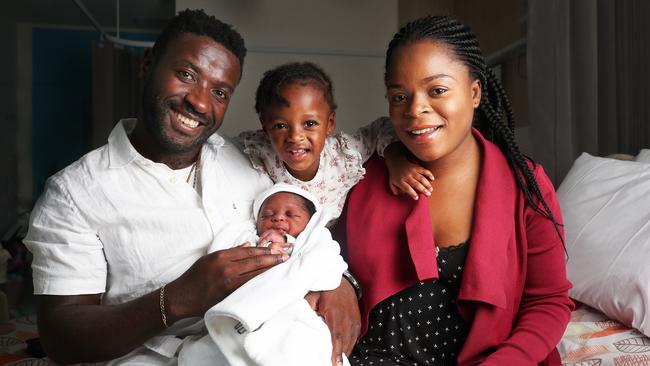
305 278 361 366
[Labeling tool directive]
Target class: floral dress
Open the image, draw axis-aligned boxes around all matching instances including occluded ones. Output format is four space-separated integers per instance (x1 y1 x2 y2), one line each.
235 117 396 220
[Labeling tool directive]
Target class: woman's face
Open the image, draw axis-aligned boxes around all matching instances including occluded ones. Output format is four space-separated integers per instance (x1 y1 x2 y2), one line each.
385 40 481 166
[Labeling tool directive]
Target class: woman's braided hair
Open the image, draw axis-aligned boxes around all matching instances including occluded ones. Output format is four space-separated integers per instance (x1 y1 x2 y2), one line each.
386 15 564 242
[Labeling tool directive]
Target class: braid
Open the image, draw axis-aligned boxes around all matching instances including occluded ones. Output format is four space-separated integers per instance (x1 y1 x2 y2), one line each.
484 68 516 133
386 16 564 245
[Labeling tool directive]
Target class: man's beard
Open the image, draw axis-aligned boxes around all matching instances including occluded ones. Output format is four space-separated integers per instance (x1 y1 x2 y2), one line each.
141 83 212 154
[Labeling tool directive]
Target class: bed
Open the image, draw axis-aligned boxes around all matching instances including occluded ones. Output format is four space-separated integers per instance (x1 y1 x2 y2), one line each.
560 304 650 365
0 314 45 365
557 149 650 366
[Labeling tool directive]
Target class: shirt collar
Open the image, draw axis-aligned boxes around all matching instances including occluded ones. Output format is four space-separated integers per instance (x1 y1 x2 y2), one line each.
107 118 226 168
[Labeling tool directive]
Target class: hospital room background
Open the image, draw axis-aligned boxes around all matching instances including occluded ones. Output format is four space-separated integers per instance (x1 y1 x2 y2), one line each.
0 1 648 363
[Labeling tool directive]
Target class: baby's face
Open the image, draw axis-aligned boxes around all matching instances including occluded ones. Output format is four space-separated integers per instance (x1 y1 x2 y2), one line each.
256 192 311 238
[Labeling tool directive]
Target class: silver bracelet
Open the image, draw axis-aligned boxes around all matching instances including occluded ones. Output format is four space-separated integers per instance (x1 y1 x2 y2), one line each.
342 269 362 300
159 285 169 328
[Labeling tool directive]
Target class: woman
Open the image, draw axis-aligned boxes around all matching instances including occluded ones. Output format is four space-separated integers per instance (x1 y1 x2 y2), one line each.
338 16 573 365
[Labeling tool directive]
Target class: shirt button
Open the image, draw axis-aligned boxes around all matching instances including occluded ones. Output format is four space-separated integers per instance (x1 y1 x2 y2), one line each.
170 176 177 183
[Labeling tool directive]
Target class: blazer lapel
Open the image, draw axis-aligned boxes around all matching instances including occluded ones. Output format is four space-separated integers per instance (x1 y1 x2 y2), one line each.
405 197 439 281
457 130 518 309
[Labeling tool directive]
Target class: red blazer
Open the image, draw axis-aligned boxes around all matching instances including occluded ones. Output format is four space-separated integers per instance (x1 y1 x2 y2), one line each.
338 130 573 365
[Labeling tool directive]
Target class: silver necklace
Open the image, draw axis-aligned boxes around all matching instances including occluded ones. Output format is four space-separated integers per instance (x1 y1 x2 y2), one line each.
185 154 201 188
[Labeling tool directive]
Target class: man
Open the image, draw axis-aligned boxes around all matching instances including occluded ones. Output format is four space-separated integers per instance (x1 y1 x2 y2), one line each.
24 9 359 365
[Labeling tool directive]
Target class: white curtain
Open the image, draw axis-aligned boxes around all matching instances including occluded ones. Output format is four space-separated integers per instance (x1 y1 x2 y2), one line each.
527 0 650 184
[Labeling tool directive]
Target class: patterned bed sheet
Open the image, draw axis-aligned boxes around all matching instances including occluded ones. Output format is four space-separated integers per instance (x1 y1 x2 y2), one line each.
0 315 52 365
559 304 650 366
2 305 650 365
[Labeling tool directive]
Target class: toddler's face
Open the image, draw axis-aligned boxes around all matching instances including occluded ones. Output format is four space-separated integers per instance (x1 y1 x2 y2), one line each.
256 192 312 238
261 83 335 181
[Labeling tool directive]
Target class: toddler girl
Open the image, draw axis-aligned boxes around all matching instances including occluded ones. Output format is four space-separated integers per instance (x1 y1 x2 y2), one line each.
236 62 434 220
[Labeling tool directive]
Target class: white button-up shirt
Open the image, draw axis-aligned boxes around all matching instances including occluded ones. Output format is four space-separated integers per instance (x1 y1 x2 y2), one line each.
24 119 272 362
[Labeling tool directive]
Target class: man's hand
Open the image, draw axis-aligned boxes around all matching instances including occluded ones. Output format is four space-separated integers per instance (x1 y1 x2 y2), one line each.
35 244 287 364
306 278 361 366
165 244 288 322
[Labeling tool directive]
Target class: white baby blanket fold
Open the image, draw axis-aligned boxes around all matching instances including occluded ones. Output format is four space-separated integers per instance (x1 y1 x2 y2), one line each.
177 333 232 366
241 299 335 365
206 220 258 254
179 208 349 365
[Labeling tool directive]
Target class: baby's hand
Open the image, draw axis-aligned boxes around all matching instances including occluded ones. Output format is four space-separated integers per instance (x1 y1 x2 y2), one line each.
388 161 434 200
258 229 286 245
266 241 291 253
258 229 293 253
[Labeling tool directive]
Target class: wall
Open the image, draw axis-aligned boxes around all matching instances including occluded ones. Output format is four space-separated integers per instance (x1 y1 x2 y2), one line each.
176 0 398 138
0 18 20 237
0 0 531 236
454 0 529 150
4 0 396 234
398 0 524 54
1 1 172 236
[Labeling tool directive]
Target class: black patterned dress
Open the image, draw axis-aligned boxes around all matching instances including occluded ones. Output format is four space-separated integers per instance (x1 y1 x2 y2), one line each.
350 243 470 366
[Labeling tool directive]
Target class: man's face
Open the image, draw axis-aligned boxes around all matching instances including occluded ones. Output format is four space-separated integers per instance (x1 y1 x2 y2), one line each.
141 33 241 153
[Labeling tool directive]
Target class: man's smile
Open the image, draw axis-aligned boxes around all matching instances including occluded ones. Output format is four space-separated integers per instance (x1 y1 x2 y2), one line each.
176 112 200 129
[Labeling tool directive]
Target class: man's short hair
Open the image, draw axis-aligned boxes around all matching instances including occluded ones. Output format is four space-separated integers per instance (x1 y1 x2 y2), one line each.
152 8 246 76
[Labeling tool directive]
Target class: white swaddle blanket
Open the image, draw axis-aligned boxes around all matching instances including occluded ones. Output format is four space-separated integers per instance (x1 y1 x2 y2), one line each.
179 184 349 366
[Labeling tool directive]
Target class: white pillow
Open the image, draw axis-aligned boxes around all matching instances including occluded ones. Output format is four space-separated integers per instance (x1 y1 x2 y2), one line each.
557 153 650 337
637 149 650 163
